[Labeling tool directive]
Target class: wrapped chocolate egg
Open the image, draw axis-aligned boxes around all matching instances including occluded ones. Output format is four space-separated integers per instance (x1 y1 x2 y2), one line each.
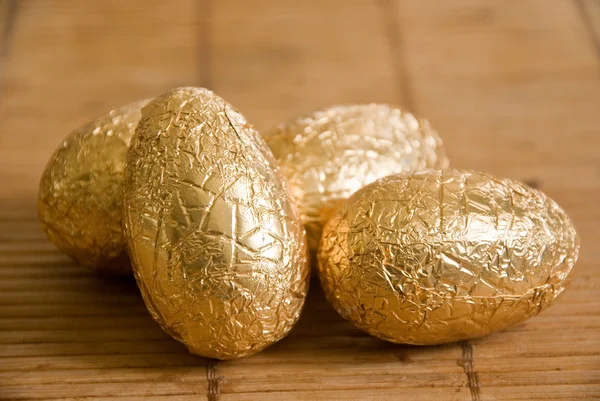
266 104 449 253
123 87 310 360
38 99 148 274
318 169 579 345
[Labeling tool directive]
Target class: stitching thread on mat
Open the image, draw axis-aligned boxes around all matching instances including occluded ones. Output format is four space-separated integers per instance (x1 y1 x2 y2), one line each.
207 359 221 401
460 340 482 401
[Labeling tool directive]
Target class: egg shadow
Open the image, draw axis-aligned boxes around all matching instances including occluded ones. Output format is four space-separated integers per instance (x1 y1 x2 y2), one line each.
254 277 457 365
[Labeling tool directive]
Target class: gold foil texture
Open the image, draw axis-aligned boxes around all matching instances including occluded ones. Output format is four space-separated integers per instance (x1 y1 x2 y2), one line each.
123 87 310 360
318 169 579 345
38 100 148 274
266 104 449 253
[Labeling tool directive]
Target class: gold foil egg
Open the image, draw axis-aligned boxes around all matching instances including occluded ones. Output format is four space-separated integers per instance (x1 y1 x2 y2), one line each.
318 169 579 345
38 99 148 274
266 104 449 254
123 87 310 360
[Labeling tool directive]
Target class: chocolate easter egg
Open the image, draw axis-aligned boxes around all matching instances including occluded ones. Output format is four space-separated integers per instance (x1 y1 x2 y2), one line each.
123 87 310 359
318 169 579 345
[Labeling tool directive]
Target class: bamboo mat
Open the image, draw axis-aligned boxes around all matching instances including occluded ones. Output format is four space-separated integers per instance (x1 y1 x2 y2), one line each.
0 1 599 400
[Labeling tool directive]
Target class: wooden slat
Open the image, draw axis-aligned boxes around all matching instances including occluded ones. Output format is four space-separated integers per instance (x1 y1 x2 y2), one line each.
221 388 473 401
0 340 186 358
0 367 209 387
0 353 205 372
219 361 466 393
0 328 171 345
480 385 600 401
0 382 209 401
27 398 206 401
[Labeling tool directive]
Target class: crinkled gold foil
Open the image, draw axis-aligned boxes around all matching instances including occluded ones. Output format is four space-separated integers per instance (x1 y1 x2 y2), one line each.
318 169 579 345
266 104 449 254
37 100 149 274
123 87 310 360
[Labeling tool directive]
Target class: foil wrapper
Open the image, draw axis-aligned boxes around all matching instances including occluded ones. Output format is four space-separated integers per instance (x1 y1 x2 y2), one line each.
123 87 310 360
38 100 149 274
318 169 579 345
266 104 449 254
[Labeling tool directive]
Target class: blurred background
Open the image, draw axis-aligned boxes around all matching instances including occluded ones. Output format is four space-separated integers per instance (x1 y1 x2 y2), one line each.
0 1 599 400
1 0 599 205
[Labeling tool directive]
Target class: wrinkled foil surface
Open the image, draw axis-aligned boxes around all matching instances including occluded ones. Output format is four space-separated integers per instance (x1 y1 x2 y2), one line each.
38 100 148 274
123 87 310 360
266 104 449 254
318 169 579 344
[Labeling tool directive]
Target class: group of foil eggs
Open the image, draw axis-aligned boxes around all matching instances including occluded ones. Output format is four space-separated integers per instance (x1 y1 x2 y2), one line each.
38 87 579 360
